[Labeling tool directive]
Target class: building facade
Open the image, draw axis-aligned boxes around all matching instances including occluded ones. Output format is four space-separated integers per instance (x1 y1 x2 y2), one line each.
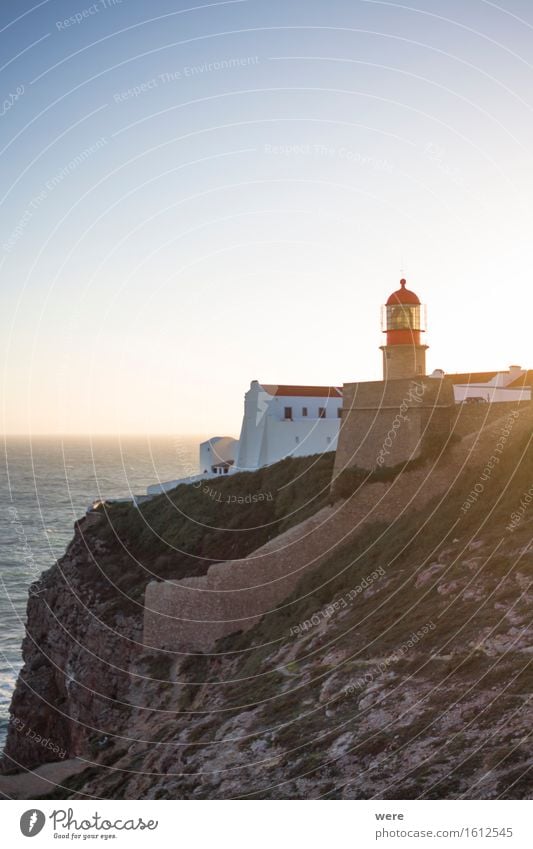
142 277 531 499
234 381 343 470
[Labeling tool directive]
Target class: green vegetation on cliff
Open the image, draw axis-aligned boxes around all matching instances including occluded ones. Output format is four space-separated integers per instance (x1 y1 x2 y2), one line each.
90 452 335 608
4 409 532 800
83 411 532 800
103 451 333 557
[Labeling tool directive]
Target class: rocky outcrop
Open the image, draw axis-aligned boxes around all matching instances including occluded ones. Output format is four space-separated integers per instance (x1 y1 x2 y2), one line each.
1 454 335 777
2 407 532 799
1 514 140 773
61 523 533 800
144 435 474 651
144 405 533 653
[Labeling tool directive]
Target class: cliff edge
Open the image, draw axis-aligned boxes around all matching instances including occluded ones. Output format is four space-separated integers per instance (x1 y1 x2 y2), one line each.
1 410 532 799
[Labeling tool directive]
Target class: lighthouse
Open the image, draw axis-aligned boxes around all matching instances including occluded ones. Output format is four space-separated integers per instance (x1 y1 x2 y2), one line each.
380 278 428 380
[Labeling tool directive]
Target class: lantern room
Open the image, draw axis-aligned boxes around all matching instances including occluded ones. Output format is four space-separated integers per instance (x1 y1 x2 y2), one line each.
381 278 427 344
380 278 428 380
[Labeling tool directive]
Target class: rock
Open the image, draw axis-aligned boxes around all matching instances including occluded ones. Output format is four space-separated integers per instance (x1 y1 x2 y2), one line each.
415 562 445 588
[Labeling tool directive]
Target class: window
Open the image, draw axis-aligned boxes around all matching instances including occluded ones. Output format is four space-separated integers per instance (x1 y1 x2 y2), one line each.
302 406 308 417
327 436 331 444
284 406 293 420
386 304 422 331
319 407 326 419
337 408 343 418
295 436 300 444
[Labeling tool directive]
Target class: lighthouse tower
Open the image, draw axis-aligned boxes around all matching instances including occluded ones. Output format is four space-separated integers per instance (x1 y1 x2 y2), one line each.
380 278 428 380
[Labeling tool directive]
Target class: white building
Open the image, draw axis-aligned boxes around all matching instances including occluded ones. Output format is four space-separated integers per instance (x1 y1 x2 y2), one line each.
235 381 343 471
143 368 530 498
199 435 239 476
141 279 531 499
144 382 342 496
443 366 532 404
145 438 239 497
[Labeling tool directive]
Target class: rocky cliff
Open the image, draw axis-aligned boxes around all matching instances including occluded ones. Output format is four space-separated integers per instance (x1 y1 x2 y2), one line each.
1 412 532 800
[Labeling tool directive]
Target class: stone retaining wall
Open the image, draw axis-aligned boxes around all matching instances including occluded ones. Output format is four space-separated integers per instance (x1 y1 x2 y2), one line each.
144 439 466 651
143 404 533 652
333 376 454 476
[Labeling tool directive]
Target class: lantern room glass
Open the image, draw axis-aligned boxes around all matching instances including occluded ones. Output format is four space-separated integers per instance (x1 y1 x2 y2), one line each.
386 304 423 331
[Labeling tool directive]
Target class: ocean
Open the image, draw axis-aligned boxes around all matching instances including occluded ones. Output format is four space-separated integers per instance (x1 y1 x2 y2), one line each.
0 435 199 753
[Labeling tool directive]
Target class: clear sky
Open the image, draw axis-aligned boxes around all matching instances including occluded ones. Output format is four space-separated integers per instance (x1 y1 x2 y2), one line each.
1 0 532 435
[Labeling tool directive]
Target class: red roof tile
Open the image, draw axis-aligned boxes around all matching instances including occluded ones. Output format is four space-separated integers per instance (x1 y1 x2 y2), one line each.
261 384 343 398
506 370 533 389
446 372 499 384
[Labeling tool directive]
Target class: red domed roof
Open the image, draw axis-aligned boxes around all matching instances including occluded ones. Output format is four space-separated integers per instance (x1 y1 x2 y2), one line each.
386 278 421 306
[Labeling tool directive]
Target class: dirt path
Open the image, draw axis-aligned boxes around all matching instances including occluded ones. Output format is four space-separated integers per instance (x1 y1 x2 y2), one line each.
0 758 88 799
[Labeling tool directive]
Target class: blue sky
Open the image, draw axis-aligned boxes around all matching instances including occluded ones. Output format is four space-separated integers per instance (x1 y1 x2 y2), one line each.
1 0 532 434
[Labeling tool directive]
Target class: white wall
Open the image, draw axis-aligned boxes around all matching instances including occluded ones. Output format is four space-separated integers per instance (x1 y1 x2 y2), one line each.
258 417 339 466
234 381 267 471
453 384 531 403
451 367 530 403
264 394 342 422
236 381 342 470
199 436 238 474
